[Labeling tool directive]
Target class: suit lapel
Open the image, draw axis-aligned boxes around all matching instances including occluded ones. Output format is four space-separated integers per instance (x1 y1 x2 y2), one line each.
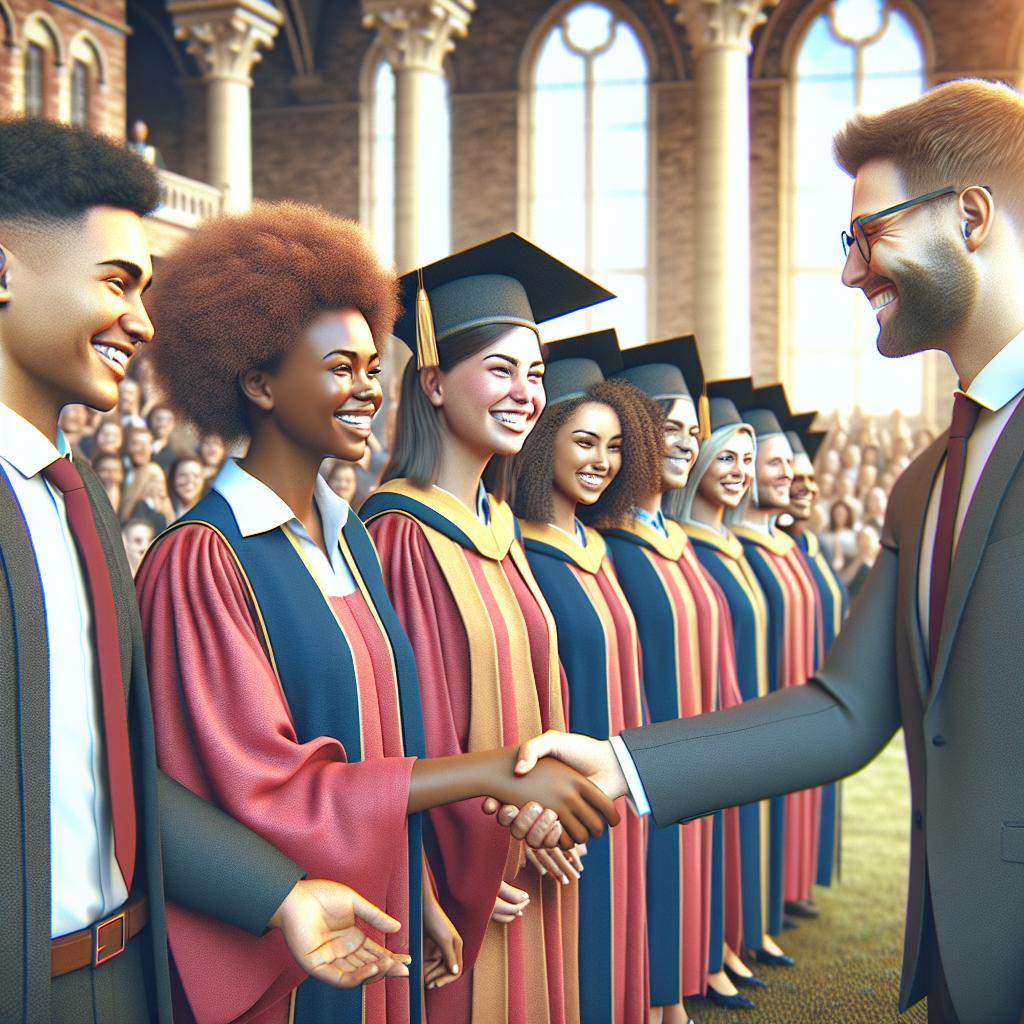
929 399 1024 707
898 439 944 704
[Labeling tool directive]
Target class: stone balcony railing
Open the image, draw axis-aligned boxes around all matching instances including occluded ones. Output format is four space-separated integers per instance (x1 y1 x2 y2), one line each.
154 168 225 227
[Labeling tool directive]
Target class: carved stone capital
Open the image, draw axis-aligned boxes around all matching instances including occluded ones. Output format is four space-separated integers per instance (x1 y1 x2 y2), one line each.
667 0 776 59
169 0 283 85
362 0 475 74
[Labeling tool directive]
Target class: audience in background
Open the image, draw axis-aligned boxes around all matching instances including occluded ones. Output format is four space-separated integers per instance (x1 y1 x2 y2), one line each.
122 518 157 577
168 455 205 517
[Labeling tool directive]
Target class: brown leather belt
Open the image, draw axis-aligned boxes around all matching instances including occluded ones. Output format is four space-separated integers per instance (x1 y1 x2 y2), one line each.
51 895 149 978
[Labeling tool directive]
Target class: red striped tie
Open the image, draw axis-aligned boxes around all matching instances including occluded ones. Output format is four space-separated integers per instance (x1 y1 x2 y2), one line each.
44 456 136 890
928 393 980 673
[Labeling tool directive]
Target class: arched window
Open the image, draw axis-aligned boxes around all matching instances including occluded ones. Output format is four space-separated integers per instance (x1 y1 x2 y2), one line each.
22 13 62 120
68 33 106 130
527 2 650 343
364 51 451 269
788 0 925 414
70 59 89 126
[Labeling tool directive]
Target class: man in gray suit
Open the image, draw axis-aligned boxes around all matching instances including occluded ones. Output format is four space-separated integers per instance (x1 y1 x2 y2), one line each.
504 79 1024 1023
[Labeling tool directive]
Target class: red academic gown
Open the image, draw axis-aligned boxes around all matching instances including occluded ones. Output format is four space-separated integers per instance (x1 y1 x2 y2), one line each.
732 525 820 904
137 523 415 1024
363 481 579 1024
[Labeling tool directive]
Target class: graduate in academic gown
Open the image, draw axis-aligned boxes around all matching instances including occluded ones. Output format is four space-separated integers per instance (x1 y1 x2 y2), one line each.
718 381 821 929
673 394 796 969
135 209 615 1024
510 332 649 1024
361 235 614 1024
784 423 849 888
604 340 760 1017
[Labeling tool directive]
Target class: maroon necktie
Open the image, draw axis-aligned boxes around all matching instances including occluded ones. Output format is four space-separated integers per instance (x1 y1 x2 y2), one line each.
44 456 136 890
928 393 981 673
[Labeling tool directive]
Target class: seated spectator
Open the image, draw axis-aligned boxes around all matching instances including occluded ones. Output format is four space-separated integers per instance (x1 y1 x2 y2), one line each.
861 442 883 470
197 431 226 481
147 404 179 472
821 448 841 476
121 462 175 532
840 442 862 482
124 424 155 486
58 403 89 455
912 427 935 456
92 451 124 514
169 454 205 516
821 499 856 571
326 460 359 505
834 474 863 523
122 517 157 577
80 415 122 461
863 485 888 532
118 376 146 428
841 524 881 598
856 462 879 502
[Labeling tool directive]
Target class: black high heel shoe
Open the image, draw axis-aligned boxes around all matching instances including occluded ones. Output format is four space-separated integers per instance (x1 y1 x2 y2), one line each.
724 963 768 989
754 948 796 967
705 985 756 1010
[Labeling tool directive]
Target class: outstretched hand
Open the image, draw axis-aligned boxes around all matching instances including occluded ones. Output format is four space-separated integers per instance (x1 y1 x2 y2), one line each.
483 732 629 846
271 878 411 988
483 754 620 849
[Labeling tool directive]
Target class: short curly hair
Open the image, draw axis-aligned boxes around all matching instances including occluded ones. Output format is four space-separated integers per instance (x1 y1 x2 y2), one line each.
148 201 400 442
0 118 159 223
512 379 664 529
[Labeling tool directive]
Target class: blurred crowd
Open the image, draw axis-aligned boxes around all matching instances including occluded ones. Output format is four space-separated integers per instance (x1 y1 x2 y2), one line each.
807 412 938 598
66 356 935 588
62 356 397 576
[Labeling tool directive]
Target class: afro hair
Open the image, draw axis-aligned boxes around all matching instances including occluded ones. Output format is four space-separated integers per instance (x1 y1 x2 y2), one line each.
512 379 664 529
0 117 160 223
147 201 400 443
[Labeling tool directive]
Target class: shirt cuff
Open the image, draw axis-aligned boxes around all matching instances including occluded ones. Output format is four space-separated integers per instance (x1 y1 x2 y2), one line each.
609 734 651 816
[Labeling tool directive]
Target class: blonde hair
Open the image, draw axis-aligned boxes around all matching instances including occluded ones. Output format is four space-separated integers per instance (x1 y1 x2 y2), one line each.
833 79 1024 227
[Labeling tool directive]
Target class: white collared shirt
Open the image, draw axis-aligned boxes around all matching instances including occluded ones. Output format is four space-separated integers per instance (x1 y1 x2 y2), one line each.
212 459 357 596
0 402 128 937
917 328 1024 647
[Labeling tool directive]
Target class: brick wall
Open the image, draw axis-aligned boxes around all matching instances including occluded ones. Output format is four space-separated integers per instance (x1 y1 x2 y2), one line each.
1 1 127 137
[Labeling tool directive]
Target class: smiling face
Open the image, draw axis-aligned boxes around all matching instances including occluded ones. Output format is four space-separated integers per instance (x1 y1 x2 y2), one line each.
789 452 819 521
0 206 154 422
551 401 622 511
126 426 153 467
841 159 976 359
661 396 700 492
172 458 204 507
754 433 795 510
430 325 546 459
253 308 383 464
697 428 755 511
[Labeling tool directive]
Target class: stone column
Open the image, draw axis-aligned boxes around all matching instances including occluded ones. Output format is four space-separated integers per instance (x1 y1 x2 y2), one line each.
669 0 775 378
169 0 282 211
362 0 474 272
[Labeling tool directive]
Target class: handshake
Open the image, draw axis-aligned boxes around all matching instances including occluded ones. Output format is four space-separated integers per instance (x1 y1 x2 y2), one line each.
482 731 629 849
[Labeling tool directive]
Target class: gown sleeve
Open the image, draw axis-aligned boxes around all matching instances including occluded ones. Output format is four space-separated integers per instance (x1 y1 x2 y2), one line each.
367 512 512 975
136 524 415 1024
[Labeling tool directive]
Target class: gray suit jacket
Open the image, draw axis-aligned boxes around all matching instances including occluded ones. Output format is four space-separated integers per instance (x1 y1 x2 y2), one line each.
622 400 1024 1024
0 460 304 1023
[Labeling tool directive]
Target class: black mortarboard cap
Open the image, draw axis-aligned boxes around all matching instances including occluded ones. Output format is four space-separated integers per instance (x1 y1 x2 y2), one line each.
616 335 704 403
804 431 827 463
544 329 622 406
394 233 615 367
709 397 744 432
742 383 793 441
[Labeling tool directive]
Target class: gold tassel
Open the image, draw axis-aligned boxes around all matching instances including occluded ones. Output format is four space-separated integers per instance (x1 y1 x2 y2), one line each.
698 391 711 441
415 268 439 369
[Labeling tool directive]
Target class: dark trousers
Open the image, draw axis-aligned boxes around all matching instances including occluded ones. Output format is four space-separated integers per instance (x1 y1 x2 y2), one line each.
51 928 153 1024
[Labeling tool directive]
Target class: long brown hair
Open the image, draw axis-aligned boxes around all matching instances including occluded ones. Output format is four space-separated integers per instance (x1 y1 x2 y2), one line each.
511 380 663 529
381 322 537 500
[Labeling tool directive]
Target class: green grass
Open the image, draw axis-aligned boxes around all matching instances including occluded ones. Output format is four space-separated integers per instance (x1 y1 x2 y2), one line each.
689 734 928 1023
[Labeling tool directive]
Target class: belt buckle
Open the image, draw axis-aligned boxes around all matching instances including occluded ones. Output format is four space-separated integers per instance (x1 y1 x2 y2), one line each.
92 911 126 967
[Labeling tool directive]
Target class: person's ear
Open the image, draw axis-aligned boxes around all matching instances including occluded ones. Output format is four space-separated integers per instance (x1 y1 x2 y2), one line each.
239 368 275 412
959 185 993 251
420 366 444 409
0 247 11 307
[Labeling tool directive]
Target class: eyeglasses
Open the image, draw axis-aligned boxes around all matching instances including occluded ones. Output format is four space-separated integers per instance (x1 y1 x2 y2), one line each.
840 185 991 264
